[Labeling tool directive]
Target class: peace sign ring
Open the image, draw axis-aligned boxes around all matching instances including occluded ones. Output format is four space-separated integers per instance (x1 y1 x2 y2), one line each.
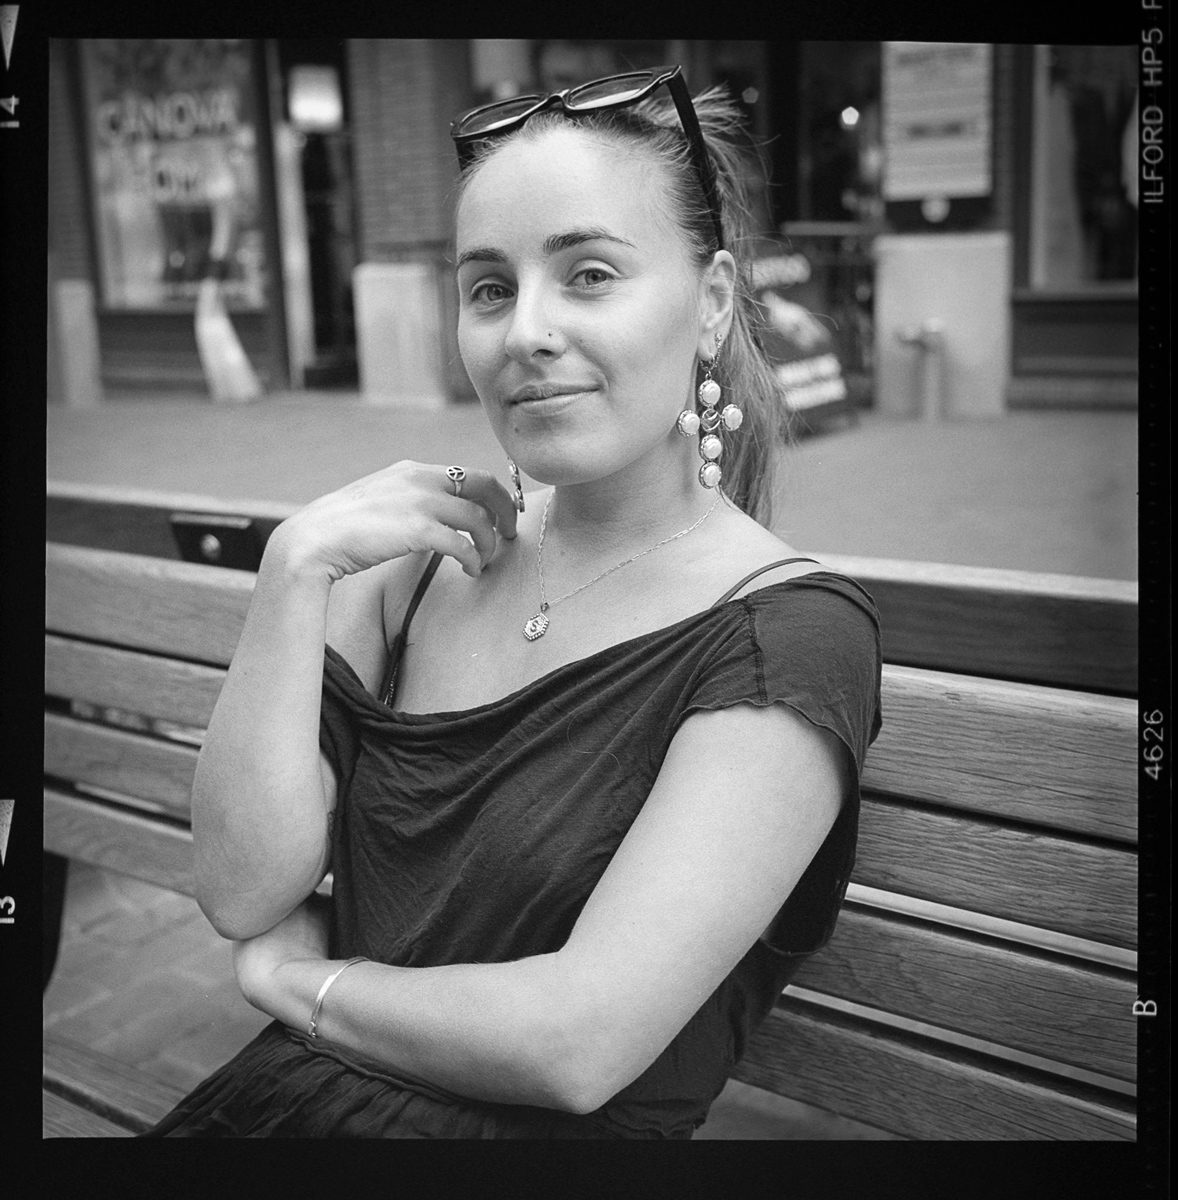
445 465 467 498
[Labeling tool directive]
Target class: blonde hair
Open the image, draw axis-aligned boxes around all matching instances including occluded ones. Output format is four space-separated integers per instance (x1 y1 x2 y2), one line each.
458 84 788 527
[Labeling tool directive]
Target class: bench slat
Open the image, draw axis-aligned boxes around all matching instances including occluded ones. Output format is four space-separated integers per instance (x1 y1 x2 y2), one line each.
732 1000 1135 1140
44 788 195 894
45 714 198 820
46 543 253 665
46 487 292 561
867 666 1136 843
822 554 1138 696
44 1036 186 1134
792 906 1136 1082
855 801 1137 949
46 635 225 729
42 1089 134 1138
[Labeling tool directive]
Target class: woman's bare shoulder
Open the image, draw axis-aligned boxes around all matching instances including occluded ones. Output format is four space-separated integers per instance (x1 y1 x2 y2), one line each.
706 505 827 595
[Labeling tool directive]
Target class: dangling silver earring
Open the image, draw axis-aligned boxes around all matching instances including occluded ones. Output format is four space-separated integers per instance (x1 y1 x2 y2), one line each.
508 460 525 513
677 332 742 489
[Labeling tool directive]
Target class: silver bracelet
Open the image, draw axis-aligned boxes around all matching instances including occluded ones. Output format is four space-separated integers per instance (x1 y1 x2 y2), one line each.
306 956 367 1040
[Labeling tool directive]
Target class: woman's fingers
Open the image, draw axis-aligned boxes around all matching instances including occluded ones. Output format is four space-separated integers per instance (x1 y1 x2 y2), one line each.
442 467 520 542
284 461 520 581
431 496 496 571
431 523 485 578
435 495 499 569
426 467 519 575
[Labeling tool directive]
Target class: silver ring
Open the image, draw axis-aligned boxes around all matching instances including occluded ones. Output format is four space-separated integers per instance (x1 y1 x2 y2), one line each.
446 465 466 497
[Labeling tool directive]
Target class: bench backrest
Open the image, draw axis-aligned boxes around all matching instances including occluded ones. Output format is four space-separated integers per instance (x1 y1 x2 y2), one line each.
43 492 1138 1141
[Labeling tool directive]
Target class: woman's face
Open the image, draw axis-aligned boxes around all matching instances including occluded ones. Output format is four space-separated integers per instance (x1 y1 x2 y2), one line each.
455 126 714 489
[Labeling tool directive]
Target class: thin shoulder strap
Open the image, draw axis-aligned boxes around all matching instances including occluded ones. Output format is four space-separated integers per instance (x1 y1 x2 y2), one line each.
398 552 445 642
711 557 819 607
380 552 444 706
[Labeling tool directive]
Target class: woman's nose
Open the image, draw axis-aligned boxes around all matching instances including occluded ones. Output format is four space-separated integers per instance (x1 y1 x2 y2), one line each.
503 286 567 361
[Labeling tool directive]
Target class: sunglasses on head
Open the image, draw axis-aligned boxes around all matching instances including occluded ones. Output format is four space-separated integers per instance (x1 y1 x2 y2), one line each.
450 64 724 250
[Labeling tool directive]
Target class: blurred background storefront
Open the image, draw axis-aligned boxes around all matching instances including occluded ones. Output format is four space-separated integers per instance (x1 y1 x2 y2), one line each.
48 38 1138 416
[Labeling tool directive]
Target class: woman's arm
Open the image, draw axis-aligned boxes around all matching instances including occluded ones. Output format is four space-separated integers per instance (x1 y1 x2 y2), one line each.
234 700 849 1113
190 542 372 940
192 463 518 940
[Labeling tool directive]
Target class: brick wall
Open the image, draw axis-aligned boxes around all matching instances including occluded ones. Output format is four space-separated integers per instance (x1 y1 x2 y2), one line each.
347 39 472 261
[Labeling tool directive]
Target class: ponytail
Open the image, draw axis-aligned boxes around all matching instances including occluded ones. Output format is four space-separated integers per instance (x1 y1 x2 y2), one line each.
627 84 789 528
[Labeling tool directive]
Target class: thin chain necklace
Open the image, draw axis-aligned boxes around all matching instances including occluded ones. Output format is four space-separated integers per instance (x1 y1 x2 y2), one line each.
522 493 721 641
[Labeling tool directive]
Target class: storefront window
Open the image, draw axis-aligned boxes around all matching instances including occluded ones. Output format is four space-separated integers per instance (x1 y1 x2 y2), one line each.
80 39 268 310
1029 44 1138 292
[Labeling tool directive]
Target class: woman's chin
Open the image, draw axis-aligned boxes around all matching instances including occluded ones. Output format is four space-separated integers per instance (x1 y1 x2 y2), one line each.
500 440 614 489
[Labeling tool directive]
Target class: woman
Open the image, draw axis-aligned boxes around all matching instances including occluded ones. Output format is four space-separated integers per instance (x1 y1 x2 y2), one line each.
146 66 881 1139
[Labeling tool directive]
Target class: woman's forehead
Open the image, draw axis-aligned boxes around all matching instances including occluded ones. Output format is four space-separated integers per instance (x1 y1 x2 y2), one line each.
456 127 674 252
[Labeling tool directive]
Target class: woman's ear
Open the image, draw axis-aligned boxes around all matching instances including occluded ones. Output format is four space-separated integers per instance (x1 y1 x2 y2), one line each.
697 250 737 360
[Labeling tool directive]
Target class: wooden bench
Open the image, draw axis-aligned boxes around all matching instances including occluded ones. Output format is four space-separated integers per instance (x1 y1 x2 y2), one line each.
43 486 1138 1139
43 1037 187 1137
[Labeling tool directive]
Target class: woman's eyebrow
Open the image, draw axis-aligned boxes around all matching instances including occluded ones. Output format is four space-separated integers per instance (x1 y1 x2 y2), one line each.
455 228 636 274
542 228 636 255
455 246 507 272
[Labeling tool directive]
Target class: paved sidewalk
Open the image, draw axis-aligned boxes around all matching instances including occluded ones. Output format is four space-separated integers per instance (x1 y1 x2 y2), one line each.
43 864 271 1096
47 394 1138 578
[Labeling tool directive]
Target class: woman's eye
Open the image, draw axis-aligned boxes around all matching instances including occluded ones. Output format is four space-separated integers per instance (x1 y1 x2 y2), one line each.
470 281 512 305
573 267 613 288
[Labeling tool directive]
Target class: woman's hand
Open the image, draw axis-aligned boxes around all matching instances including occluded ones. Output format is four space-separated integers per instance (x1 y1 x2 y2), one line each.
232 892 333 1011
270 460 520 583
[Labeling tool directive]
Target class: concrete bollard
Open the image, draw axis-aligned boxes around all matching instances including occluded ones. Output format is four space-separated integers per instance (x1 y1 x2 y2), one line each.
896 319 946 420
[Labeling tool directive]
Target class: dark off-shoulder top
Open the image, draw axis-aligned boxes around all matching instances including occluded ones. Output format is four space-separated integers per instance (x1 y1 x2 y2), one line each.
146 567 882 1139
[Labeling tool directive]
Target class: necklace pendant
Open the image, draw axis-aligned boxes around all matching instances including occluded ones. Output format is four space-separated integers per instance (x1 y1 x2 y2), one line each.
523 612 550 641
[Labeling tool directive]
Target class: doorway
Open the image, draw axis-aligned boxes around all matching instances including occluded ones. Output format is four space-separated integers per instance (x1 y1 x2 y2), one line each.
274 39 359 388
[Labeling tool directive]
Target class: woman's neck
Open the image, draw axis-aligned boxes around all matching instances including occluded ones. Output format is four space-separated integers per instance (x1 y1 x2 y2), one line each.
541 441 720 556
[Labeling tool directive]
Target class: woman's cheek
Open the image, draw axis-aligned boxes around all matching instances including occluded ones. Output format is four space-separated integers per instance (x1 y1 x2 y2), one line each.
457 322 496 394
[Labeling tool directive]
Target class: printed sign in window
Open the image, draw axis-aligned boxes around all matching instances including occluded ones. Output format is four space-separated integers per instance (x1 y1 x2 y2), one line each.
80 39 268 310
883 42 992 202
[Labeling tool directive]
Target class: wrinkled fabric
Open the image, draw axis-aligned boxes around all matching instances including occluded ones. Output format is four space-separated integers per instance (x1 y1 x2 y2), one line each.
145 573 881 1138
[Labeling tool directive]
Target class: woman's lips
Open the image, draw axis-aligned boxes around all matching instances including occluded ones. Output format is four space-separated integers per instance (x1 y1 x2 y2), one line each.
508 385 595 408
511 384 594 403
